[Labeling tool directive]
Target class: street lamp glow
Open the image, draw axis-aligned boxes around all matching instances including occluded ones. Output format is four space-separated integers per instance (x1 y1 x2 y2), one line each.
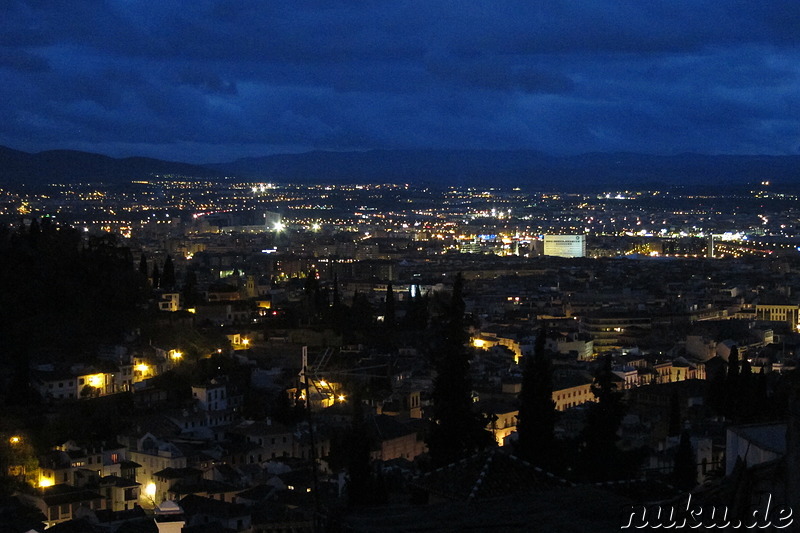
9 436 20 445
273 222 285 232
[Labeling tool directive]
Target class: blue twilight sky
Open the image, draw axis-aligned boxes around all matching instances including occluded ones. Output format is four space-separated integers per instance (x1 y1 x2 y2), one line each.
0 1 798 164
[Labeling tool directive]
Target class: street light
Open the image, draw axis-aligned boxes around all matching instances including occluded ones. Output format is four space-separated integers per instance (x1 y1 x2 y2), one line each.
9 436 20 445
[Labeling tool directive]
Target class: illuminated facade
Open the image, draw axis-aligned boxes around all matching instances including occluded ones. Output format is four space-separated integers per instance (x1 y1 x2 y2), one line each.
543 234 586 258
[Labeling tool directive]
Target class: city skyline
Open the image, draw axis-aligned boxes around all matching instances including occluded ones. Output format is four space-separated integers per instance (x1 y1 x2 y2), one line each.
0 2 798 165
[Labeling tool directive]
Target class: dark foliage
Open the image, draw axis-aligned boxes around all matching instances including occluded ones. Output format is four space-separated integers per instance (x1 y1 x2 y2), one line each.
346 398 373 507
516 325 556 466
384 282 396 329
0 221 147 368
576 353 630 481
426 273 493 467
161 254 176 290
673 430 696 490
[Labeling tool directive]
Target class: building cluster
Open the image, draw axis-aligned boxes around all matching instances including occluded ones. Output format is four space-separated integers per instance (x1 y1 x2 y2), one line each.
3 177 800 531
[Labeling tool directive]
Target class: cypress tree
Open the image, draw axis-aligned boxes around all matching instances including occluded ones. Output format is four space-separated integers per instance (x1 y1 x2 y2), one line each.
427 273 492 467
740 358 755 421
402 285 427 331
161 254 176 290
27 218 40 248
516 325 556 466
673 430 696 490
384 281 396 328
727 346 740 381
707 360 727 415
347 397 373 507
724 345 741 419
139 253 148 279
182 270 199 308
577 353 627 481
332 274 341 309
151 263 160 289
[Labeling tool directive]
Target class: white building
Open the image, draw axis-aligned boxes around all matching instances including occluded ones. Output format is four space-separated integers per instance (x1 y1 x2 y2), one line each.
543 235 586 258
192 380 228 411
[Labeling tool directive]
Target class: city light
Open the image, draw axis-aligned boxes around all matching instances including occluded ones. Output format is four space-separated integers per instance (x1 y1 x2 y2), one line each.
38 476 54 488
9 436 20 445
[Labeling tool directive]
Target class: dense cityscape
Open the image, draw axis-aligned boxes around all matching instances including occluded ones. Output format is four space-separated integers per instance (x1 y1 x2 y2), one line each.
2 1 800 531
1 172 800 531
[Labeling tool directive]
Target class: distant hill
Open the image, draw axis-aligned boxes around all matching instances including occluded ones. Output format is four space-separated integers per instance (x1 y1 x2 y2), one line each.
2 145 800 190
0 146 219 184
209 149 800 190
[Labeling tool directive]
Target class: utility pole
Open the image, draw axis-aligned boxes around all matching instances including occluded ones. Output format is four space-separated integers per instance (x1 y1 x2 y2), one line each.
303 361 321 530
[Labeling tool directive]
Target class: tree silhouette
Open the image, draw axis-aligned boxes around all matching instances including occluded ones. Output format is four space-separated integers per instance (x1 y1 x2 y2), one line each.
182 270 200 308
346 397 373 507
724 345 741 419
139 253 148 279
0 222 147 363
673 430 696 490
161 254 176 290
152 263 160 289
384 281 396 329
577 353 627 481
426 273 492 467
516 325 556 466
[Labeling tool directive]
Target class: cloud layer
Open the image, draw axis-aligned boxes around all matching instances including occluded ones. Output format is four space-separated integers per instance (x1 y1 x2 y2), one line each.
0 1 798 163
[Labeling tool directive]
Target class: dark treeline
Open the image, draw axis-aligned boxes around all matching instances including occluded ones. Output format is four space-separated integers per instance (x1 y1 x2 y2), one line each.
0 220 148 398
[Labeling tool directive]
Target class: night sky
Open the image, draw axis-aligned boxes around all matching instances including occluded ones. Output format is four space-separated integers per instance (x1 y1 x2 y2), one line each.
1 1 798 163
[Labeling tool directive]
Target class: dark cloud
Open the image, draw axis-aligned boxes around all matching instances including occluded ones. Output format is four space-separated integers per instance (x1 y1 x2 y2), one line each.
0 0 798 162
0 48 50 72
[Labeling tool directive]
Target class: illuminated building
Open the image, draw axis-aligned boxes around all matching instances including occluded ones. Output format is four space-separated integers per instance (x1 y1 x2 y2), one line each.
543 234 586 258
